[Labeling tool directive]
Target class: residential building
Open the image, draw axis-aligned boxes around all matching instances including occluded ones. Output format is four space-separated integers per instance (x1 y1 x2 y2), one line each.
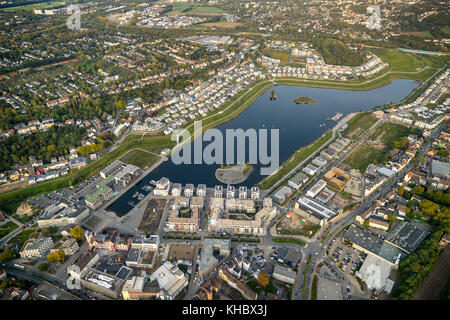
218 268 257 300
20 235 54 259
51 237 79 256
154 177 171 196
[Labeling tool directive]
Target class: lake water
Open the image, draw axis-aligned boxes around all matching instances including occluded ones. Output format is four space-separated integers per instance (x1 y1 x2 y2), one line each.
107 79 418 216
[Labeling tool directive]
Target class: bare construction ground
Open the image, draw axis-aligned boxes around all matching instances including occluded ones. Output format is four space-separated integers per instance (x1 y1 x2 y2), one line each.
278 211 319 237
413 246 450 300
138 198 167 233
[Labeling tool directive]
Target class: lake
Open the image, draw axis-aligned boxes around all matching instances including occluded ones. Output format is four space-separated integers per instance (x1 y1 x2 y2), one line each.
107 79 418 216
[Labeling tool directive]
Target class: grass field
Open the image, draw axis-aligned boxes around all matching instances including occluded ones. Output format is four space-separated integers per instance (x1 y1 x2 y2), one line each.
0 221 19 238
258 130 334 190
166 2 225 16
9 228 34 245
344 121 414 172
342 113 378 139
198 21 243 29
344 145 386 173
272 237 306 247
370 121 416 148
1 1 66 11
120 149 161 170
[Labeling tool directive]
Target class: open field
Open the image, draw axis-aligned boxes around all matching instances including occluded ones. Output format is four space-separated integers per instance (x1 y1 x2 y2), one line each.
369 121 417 149
166 2 225 16
413 246 450 300
138 198 167 233
120 149 161 170
198 21 243 29
342 113 378 139
344 121 417 172
258 130 334 190
344 145 386 173
1 1 66 11
278 212 320 238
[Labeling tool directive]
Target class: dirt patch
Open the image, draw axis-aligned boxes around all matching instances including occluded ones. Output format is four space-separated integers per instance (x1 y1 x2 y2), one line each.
347 127 362 139
138 198 167 233
330 192 356 209
278 211 319 236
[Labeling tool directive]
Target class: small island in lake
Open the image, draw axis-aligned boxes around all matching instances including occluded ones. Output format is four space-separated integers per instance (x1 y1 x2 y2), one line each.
215 163 253 184
294 96 315 104
269 90 277 100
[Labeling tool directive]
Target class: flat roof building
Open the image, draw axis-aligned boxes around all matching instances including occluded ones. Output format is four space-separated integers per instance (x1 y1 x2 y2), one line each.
214 185 223 198
273 264 297 284
307 179 327 198
199 239 231 277
324 167 350 190
81 268 126 299
197 184 207 198
122 276 160 300
385 221 430 254
288 172 309 190
37 199 89 227
85 176 115 210
184 184 194 197
272 186 292 203
296 196 338 220
149 261 189 300
343 225 406 268
356 253 394 293
251 186 260 200
171 183 182 196
154 177 171 196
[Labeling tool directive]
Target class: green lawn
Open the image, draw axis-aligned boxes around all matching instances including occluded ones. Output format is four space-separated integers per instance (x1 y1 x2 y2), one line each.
344 121 417 172
120 149 161 170
1 1 67 12
370 121 418 149
258 130 334 190
0 221 19 238
9 228 34 245
342 112 378 139
272 237 306 246
344 145 386 173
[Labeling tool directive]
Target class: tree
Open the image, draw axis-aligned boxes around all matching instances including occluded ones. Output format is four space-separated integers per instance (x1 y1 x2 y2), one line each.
47 250 65 263
38 263 49 272
413 186 424 196
70 226 84 240
0 249 15 262
257 272 270 288
399 184 405 197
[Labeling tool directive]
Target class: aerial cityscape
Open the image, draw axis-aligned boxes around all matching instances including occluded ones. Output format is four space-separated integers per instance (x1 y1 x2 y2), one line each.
0 0 448 310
